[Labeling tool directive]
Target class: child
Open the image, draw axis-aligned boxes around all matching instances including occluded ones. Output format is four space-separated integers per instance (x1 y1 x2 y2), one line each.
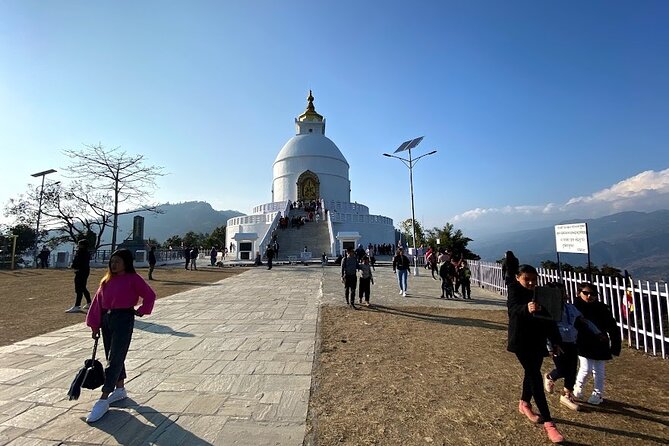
85 249 156 423
458 261 472 299
341 249 359 308
439 259 455 299
507 265 564 444
573 282 621 405
543 282 602 411
358 256 374 306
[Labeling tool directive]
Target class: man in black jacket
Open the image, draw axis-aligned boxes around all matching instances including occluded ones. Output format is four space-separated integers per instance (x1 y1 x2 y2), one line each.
392 248 410 297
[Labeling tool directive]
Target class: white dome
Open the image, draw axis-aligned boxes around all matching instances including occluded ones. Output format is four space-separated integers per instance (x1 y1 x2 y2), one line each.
274 134 348 166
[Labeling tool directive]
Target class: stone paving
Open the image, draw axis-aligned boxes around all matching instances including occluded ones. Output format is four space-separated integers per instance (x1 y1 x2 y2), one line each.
0 264 504 446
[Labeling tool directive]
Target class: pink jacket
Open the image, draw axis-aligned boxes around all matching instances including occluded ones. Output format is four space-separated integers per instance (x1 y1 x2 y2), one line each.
86 273 156 331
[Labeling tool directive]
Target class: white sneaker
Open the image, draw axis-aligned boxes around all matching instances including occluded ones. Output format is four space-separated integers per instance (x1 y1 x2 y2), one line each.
399 290 404 295
82 303 90 310
402 291 407 297
560 394 580 411
65 306 81 313
107 387 128 404
588 392 604 405
86 399 110 423
573 386 583 399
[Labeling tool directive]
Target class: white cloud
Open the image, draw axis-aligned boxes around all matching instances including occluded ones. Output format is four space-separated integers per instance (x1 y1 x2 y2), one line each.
452 168 669 234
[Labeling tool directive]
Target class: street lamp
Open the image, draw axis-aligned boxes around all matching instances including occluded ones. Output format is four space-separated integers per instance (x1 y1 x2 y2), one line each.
31 168 57 267
383 137 437 276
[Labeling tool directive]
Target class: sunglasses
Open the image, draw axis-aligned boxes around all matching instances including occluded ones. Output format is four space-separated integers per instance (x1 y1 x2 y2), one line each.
581 290 599 297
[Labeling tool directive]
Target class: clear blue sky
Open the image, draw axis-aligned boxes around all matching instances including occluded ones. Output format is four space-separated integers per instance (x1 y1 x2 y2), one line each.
1 1 668 239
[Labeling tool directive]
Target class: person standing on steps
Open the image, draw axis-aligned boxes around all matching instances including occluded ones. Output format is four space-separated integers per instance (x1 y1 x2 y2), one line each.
392 247 410 297
66 240 92 313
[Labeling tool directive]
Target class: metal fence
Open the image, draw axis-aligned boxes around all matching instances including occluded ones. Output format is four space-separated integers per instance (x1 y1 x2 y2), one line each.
468 260 669 359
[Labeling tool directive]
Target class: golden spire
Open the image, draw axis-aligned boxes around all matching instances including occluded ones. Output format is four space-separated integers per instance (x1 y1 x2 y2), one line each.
298 89 323 122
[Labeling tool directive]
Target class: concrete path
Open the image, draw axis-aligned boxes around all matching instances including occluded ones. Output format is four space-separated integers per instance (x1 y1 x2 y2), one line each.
0 265 504 446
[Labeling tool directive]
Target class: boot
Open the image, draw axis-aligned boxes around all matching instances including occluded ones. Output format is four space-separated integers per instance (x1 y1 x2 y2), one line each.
518 400 540 423
543 422 564 443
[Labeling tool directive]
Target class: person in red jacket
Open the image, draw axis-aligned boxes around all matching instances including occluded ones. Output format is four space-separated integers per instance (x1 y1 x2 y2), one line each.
85 249 156 423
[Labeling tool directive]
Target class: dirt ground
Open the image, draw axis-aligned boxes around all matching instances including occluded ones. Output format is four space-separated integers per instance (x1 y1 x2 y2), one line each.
0 265 246 346
307 306 669 446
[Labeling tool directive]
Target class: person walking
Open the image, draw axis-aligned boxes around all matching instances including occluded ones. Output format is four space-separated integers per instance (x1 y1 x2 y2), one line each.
265 245 275 270
573 282 621 405
84 249 156 423
184 247 191 270
66 240 92 313
358 256 374 306
507 264 565 444
458 260 472 299
209 247 217 266
148 246 157 280
341 249 359 307
392 247 410 297
190 247 199 270
38 246 50 268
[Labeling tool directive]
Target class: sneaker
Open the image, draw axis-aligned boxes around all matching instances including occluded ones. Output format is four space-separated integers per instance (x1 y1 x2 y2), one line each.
543 422 564 444
86 399 110 423
518 400 540 423
399 290 404 295
82 303 90 310
573 386 583 399
65 306 81 313
544 374 555 394
588 392 604 405
560 394 580 411
402 291 407 297
107 387 128 404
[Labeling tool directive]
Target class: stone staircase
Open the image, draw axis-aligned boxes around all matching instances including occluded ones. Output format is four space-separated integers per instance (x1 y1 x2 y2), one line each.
274 209 331 260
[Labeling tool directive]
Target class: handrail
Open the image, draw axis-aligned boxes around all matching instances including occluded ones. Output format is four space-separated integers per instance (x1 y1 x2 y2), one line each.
323 198 336 256
258 200 291 256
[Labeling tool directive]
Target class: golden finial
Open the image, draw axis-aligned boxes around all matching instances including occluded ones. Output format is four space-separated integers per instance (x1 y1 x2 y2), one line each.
298 89 323 122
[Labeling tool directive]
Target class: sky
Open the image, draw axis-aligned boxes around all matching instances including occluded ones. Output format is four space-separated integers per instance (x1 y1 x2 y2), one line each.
1 0 668 241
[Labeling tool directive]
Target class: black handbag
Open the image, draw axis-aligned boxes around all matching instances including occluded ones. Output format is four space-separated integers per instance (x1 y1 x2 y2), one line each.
67 336 106 400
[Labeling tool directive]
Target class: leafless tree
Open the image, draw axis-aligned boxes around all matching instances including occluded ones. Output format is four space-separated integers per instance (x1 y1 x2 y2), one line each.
62 143 165 251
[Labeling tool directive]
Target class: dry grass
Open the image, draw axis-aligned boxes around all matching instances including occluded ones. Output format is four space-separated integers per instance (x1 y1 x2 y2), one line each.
307 306 669 446
0 266 246 346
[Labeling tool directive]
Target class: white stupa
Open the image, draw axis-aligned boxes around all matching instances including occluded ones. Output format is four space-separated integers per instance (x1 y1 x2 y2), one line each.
226 91 395 260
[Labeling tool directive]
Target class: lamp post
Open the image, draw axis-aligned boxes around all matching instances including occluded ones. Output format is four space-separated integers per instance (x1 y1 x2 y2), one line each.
383 138 437 276
31 169 57 267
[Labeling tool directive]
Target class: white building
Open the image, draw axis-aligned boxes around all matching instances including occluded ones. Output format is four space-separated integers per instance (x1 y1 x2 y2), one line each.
226 92 395 260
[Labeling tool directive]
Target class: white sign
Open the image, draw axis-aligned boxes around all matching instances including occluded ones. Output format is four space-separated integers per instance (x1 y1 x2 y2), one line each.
555 223 589 254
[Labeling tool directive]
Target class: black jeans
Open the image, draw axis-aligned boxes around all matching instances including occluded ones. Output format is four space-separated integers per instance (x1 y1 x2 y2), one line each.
515 351 552 422
267 257 273 269
74 271 91 306
359 277 371 302
101 309 135 394
460 279 471 299
344 275 357 302
548 342 578 392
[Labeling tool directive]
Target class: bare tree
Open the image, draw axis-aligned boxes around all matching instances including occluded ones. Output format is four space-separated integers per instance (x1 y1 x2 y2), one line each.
63 143 165 251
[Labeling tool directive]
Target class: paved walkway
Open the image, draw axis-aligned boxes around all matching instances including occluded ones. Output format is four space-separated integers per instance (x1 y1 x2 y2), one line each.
0 265 504 446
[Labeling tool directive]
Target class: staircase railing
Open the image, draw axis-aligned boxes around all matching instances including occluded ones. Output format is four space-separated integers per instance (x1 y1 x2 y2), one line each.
258 201 291 257
323 198 336 256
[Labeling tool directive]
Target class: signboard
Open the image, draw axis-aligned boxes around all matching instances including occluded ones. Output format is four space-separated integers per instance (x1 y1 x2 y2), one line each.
554 223 589 254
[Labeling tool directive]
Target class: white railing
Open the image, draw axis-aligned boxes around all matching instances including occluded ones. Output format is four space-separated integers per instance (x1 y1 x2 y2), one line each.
468 260 669 359
257 202 291 257
323 199 336 256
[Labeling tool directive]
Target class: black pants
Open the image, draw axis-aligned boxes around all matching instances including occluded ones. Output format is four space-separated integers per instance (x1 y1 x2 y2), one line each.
515 351 552 422
74 271 91 306
460 279 471 299
548 342 578 391
267 257 273 269
101 309 135 394
344 275 357 302
359 277 371 302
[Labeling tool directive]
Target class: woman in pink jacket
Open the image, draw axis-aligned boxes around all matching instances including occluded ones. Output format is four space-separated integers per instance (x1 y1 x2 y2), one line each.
85 249 156 423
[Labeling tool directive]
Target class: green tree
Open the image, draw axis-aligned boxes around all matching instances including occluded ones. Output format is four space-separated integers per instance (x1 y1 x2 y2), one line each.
204 225 226 249
5 224 36 254
163 235 182 249
399 218 426 247
425 223 479 260
182 231 203 248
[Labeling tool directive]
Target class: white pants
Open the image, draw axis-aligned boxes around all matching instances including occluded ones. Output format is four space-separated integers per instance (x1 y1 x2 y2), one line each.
575 356 606 395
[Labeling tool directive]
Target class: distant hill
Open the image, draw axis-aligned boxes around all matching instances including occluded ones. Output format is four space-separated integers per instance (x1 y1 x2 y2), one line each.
470 210 669 283
113 201 244 244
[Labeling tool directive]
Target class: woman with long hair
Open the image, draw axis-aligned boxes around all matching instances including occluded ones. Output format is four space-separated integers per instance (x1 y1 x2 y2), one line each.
85 249 156 423
507 264 564 443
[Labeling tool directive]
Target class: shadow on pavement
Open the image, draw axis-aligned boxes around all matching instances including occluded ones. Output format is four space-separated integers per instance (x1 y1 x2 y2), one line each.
135 321 195 337
555 416 668 445
364 304 508 331
86 399 213 445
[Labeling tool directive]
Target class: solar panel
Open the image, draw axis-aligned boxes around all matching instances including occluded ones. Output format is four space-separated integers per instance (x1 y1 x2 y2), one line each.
394 136 424 153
